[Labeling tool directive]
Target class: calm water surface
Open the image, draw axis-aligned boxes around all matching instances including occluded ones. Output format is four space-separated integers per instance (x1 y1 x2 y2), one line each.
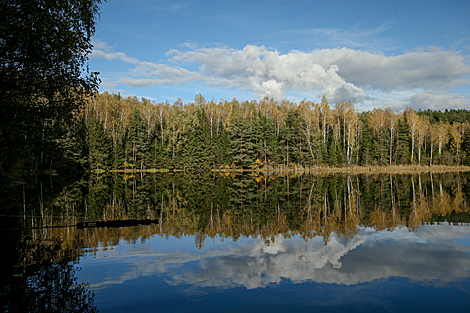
2 172 470 312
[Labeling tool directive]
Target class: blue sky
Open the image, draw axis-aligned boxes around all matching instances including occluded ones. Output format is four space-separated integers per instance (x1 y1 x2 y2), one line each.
90 0 470 111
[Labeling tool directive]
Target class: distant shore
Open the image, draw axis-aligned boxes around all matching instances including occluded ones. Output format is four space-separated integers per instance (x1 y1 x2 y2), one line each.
98 165 470 175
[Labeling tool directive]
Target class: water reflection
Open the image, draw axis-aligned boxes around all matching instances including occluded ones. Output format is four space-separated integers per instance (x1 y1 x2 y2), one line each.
2 234 97 312
77 225 470 291
6 172 469 244
2 172 470 312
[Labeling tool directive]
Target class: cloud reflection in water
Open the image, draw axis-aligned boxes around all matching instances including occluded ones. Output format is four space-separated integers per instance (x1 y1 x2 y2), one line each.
84 225 470 290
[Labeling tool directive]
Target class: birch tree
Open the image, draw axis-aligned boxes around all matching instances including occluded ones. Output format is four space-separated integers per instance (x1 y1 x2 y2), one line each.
406 108 420 164
298 100 320 162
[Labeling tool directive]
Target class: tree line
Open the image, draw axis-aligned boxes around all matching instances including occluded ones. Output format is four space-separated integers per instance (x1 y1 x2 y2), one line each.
39 92 470 172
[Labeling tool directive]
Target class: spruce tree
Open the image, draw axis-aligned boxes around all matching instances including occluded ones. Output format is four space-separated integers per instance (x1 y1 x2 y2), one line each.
328 138 340 166
125 108 148 171
378 126 390 165
359 114 373 165
110 139 125 170
462 128 470 165
216 127 231 166
87 116 110 171
396 118 411 165
259 117 277 165
198 108 216 170
280 110 301 166
230 116 257 168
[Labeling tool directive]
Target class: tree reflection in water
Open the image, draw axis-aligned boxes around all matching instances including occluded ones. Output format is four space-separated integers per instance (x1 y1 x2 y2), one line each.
2 234 97 313
2 171 470 311
3 172 470 249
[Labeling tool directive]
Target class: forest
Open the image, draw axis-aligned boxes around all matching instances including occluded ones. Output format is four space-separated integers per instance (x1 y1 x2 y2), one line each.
15 92 470 173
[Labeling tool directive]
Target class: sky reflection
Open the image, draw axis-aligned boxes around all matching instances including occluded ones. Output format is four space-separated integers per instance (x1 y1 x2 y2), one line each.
79 225 470 290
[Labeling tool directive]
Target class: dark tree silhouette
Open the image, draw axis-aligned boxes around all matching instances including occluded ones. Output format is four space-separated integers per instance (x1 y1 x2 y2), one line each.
0 0 103 171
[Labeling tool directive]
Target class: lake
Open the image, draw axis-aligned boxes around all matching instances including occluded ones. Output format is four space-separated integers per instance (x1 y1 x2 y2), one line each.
2 172 470 312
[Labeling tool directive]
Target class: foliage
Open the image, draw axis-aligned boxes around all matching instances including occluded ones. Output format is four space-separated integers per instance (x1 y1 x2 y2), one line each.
5 88 470 172
0 0 103 172
62 93 470 172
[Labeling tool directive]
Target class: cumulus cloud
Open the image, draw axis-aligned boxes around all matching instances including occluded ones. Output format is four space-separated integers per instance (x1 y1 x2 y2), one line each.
91 42 470 108
168 45 367 102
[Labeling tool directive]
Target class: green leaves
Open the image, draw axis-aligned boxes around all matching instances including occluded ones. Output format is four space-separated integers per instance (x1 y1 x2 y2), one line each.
0 0 103 172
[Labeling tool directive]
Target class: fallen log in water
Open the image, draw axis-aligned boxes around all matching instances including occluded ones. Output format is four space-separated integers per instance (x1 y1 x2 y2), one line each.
76 219 159 229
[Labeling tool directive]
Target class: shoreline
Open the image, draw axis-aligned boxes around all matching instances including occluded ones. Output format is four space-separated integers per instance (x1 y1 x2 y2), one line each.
100 165 470 175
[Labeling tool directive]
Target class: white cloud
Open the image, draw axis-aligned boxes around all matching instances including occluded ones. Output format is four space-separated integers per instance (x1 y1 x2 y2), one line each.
404 90 470 111
91 42 470 108
168 45 367 102
91 49 141 64
92 39 113 51
331 48 470 90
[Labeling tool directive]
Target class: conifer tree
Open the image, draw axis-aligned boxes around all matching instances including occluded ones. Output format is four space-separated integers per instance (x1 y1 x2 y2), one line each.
179 110 212 170
125 108 148 171
57 116 89 170
198 108 217 169
462 128 470 165
327 138 341 166
230 116 257 168
280 110 301 166
216 126 231 166
378 127 390 165
259 116 277 165
110 140 125 170
396 118 411 165
87 116 110 171
358 112 373 165
62 92 470 170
